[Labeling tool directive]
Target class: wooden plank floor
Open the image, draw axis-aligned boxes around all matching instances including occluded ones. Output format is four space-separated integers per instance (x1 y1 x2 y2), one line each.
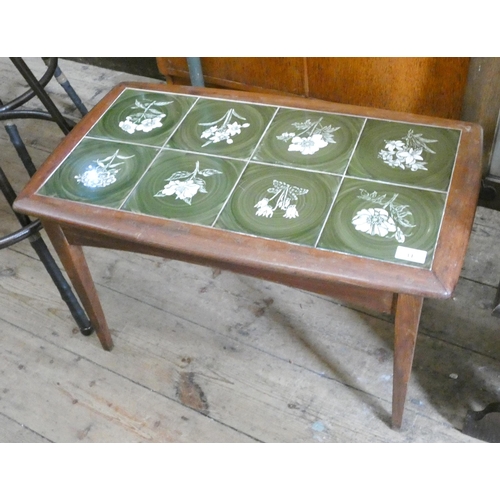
2 58 500 442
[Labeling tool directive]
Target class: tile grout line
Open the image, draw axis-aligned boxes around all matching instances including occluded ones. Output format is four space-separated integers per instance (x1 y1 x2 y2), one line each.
117 95 201 210
210 106 281 227
314 118 368 248
341 174 450 195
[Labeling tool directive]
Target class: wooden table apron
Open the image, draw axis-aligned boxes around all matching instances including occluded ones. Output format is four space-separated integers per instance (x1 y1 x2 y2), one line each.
13 82 483 429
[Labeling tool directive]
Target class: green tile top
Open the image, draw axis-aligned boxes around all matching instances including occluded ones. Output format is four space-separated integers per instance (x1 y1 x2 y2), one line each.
38 87 462 270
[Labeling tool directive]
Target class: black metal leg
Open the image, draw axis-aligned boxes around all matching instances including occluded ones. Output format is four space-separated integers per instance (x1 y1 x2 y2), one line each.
0 164 93 336
463 402 500 442
3 122 37 177
29 234 94 336
9 57 73 134
0 58 59 113
0 163 30 218
52 64 89 116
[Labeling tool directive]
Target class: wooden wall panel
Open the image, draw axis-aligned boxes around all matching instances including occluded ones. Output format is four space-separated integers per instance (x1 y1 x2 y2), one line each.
157 57 306 95
157 57 470 119
306 57 470 119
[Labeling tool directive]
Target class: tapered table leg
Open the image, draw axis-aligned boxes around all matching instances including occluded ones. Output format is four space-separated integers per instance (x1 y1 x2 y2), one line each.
42 221 114 351
392 293 424 429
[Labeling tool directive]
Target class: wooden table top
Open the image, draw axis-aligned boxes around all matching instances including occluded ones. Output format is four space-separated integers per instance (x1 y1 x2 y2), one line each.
14 82 483 299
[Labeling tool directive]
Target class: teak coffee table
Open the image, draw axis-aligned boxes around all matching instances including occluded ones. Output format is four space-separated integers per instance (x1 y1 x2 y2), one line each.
14 82 483 429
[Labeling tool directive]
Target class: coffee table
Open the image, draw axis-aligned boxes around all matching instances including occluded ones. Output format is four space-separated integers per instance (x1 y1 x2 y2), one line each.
13 82 483 429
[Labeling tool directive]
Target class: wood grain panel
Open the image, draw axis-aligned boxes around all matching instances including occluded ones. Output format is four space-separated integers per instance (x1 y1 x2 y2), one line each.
157 57 306 95
157 57 470 119
306 57 470 119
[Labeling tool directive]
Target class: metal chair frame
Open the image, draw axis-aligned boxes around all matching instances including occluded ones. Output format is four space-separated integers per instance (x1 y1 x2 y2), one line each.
1 57 92 335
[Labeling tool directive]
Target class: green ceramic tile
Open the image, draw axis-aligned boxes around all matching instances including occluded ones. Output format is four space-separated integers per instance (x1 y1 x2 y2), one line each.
122 150 245 225
347 119 461 191
215 163 341 246
252 108 365 174
165 98 277 159
317 178 447 268
87 89 196 146
39 138 157 208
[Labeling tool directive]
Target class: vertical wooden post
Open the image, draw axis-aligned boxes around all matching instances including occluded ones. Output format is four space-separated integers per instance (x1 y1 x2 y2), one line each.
392 293 424 429
42 221 114 351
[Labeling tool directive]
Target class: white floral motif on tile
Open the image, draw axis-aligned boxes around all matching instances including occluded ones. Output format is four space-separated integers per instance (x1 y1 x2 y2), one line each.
75 150 134 188
378 129 437 171
154 161 222 205
277 117 339 155
200 109 250 147
119 99 172 134
254 180 308 219
352 189 415 243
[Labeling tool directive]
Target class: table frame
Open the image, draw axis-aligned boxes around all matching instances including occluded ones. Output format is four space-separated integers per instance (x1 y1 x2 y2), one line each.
14 82 483 429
